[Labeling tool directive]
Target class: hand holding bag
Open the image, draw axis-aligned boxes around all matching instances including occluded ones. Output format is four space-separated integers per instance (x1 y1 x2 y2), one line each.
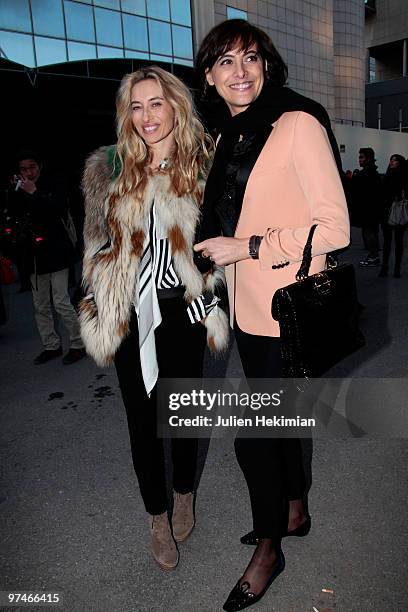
272 225 365 377
388 191 408 227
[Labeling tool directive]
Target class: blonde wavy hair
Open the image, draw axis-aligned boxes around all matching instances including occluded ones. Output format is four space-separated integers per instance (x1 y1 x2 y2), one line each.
114 66 213 201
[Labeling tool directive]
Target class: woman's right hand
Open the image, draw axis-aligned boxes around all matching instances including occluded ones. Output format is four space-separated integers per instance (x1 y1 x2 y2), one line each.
194 236 250 266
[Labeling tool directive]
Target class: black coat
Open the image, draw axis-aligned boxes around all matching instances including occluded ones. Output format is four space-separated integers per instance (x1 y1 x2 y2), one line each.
5 176 74 275
381 169 408 224
350 165 383 228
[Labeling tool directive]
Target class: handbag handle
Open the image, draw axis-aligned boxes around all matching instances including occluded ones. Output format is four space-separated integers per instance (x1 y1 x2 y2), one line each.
296 224 318 281
295 224 338 281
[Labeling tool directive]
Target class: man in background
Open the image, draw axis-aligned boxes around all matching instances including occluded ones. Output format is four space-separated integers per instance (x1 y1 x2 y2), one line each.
7 151 85 365
351 147 383 267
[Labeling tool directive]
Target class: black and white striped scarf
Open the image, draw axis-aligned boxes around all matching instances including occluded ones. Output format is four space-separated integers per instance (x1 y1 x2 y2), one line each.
136 204 220 395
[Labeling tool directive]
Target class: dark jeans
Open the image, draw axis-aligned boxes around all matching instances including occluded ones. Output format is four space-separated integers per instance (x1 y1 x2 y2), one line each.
362 225 379 258
0 284 6 325
114 296 206 515
233 323 306 541
15 244 32 290
381 223 405 273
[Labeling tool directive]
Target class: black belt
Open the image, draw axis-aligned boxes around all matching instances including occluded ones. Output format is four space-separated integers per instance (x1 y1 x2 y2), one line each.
156 286 185 300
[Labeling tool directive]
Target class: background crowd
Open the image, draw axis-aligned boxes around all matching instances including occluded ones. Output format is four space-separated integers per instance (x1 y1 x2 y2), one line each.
1 146 407 351
345 148 408 276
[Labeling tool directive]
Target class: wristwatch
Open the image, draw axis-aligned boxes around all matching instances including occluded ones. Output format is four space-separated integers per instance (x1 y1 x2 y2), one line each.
248 235 263 259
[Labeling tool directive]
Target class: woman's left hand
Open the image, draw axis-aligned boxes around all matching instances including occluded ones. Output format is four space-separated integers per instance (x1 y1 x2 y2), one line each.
194 237 250 266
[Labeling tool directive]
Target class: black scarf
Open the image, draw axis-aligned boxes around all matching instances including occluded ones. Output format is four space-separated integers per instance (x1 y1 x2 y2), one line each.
198 83 343 243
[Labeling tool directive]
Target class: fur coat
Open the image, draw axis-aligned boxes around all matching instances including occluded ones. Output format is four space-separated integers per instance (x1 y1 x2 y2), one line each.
79 146 229 366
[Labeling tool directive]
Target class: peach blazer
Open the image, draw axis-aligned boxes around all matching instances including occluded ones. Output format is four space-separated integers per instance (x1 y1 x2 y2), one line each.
224 110 350 337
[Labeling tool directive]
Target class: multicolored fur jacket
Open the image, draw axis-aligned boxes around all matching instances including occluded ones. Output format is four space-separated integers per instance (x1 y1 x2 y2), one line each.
79 146 229 366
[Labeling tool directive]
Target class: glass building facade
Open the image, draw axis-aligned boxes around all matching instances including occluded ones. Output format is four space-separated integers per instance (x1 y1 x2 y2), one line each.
0 0 193 68
226 6 247 20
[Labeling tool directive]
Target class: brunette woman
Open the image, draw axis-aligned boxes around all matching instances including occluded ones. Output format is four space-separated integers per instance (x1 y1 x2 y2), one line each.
379 154 408 278
195 20 349 610
80 67 228 571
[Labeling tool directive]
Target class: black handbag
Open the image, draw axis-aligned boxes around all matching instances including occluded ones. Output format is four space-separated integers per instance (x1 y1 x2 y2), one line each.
271 225 365 377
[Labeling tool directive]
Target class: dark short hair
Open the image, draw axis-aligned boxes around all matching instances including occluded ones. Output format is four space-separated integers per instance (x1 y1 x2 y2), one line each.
195 19 288 89
390 154 406 165
359 147 376 162
16 150 42 167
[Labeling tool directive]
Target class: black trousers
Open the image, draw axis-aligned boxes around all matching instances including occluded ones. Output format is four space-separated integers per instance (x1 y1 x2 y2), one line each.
234 324 306 541
362 225 380 258
114 296 207 515
381 223 405 272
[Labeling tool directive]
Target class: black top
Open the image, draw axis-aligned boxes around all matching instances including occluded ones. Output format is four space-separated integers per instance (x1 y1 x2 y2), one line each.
198 83 343 245
214 126 272 237
383 168 407 205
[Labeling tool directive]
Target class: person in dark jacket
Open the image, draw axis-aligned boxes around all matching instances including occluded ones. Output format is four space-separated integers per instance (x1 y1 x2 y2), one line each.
379 154 408 278
9 151 85 364
194 19 349 612
351 147 383 267
0 284 6 325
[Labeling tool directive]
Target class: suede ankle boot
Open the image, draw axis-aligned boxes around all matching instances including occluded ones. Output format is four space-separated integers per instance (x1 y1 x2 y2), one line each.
172 491 195 542
149 511 179 570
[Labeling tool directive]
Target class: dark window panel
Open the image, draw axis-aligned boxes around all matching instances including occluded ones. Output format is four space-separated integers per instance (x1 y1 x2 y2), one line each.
68 41 97 62
172 25 192 59
94 0 120 9
64 1 95 43
147 0 170 21
0 0 32 33
148 19 172 56
150 53 172 63
88 57 133 79
125 49 149 60
97 45 124 59
123 14 148 51
170 0 191 26
0 30 35 66
121 0 146 16
95 7 122 46
31 0 65 38
35 35 67 66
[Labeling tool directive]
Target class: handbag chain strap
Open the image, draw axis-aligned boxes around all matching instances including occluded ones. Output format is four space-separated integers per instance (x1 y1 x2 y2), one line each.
296 224 318 281
296 224 338 281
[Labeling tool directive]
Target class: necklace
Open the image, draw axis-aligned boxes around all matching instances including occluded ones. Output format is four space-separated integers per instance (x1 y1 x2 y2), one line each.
158 158 170 170
147 157 171 173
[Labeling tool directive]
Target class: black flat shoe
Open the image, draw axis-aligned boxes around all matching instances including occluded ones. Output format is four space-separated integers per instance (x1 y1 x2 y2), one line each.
240 516 311 545
222 550 285 611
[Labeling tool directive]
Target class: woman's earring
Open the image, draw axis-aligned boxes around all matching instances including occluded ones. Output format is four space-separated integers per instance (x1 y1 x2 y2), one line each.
265 59 269 78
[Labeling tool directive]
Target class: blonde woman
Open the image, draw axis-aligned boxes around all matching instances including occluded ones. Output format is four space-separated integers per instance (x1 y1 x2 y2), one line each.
80 67 228 570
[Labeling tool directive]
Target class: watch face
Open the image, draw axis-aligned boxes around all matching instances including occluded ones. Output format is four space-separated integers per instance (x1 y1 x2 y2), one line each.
249 235 261 259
